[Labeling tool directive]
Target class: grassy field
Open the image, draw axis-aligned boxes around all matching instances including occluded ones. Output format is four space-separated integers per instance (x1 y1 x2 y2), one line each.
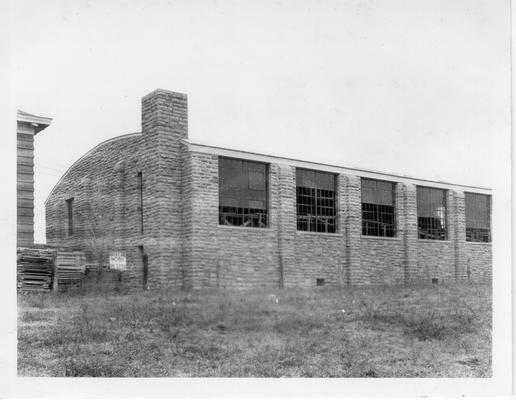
18 282 491 377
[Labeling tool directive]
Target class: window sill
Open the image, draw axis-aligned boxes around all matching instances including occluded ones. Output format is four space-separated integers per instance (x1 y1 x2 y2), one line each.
218 225 273 232
361 235 401 241
296 230 343 238
417 239 450 243
465 241 492 245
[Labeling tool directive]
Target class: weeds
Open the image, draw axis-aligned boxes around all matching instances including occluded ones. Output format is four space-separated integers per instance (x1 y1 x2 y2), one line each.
360 291 477 341
18 283 491 377
402 311 448 341
64 356 124 377
273 313 325 334
19 311 48 323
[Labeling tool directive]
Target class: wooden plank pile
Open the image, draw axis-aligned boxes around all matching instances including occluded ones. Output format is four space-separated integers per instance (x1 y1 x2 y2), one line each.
55 252 86 291
85 263 109 274
17 248 55 292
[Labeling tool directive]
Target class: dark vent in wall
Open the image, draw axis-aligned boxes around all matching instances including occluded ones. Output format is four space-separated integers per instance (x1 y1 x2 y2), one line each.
316 278 325 286
432 278 438 284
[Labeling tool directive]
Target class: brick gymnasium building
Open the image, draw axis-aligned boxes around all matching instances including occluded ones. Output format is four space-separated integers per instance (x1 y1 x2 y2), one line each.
45 89 492 290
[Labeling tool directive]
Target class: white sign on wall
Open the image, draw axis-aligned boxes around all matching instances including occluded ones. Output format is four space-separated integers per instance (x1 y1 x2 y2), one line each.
109 251 126 271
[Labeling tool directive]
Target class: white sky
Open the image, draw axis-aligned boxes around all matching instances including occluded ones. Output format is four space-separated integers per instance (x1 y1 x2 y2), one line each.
9 0 510 244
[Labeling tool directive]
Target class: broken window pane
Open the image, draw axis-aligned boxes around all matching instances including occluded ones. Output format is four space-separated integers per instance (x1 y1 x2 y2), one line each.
417 187 447 240
219 157 268 228
296 169 337 233
361 178 396 237
465 192 491 242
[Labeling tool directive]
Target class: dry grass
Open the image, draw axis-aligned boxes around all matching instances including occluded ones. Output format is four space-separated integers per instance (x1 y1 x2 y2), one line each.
17 282 491 377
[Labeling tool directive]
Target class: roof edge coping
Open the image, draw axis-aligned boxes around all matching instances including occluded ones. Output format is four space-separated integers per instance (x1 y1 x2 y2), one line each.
44 132 143 205
185 138 492 193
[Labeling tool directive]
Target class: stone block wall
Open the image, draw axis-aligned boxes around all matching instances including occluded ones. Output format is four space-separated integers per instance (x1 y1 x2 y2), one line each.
182 152 282 290
141 89 188 289
360 238 404 285
215 228 280 289
182 152 220 289
416 241 455 283
464 243 492 283
213 161 281 289
294 233 344 287
274 164 297 288
45 133 148 288
46 89 190 290
185 153 492 288
45 88 493 291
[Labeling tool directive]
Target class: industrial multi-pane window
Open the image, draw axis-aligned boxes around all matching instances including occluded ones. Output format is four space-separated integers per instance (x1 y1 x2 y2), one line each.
219 157 268 228
66 198 74 236
296 169 337 233
361 178 396 237
417 187 447 240
465 193 491 242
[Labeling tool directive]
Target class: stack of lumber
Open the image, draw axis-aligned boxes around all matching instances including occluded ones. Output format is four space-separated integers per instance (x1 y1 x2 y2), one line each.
55 251 86 291
85 263 109 273
17 248 55 292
